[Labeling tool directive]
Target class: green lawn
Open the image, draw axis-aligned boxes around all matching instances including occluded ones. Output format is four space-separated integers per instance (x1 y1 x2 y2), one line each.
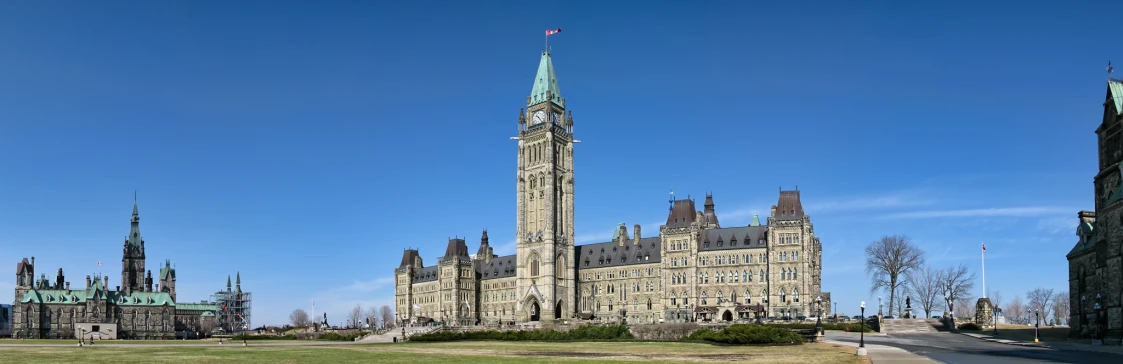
0 340 866 363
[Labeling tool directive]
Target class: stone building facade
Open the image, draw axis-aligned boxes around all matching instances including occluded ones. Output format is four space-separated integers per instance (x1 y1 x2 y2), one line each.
10 199 237 339
394 49 827 326
1068 77 1123 343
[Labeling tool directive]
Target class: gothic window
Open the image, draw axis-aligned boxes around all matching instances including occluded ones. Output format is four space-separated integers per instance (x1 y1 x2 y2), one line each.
759 269 764 281
683 293 689 306
745 290 751 304
530 258 539 277
780 289 787 303
701 292 708 305
647 298 653 310
744 270 749 282
793 289 800 303
717 291 724 303
793 268 798 279
670 293 677 306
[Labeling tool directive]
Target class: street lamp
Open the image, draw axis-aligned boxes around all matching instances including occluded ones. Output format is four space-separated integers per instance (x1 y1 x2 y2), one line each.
857 301 867 357
993 307 1000 334
1034 309 1040 343
878 296 883 316
815 296 823 335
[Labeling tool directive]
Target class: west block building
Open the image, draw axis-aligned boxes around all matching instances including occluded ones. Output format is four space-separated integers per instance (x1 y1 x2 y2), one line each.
1068 76 1123 343
10 199 246 339
394 49 827 326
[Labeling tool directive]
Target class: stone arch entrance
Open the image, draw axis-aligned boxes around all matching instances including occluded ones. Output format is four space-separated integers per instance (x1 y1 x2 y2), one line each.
722 310 733 322
555 301 563 320
526 299 541 322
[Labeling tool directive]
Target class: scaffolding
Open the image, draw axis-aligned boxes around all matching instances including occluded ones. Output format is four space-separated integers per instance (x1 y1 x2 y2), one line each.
209 289 251 334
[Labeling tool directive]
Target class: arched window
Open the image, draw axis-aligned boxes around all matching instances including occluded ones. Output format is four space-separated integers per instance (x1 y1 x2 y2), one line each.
701 292 708 305
745 290 752 304
670 292 677 306
682 293 689 306
647 298 653 310
530 258 540 277
780 289 787 303
744 270 750 282
717 291 724 303
759 269 765 281
793 268 798 280
793 289 800 302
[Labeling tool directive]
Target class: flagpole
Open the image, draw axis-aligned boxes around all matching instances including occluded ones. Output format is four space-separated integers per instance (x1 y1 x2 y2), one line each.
981 242 986 299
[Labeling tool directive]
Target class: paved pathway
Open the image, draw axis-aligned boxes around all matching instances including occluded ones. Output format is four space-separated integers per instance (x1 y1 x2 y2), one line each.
830 331 1122 363
827 339 936 363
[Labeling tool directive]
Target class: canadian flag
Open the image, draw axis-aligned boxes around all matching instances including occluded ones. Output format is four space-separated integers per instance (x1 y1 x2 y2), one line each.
981 242 986 252
546 28 562 36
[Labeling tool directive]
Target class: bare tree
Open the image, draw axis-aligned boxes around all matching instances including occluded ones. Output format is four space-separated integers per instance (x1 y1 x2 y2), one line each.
906 265 943 318
1052 291 1069 326
365 306 380 329
380 305 395 328
939 264 976 316
289 308 310 328
1026 288 1055 324
348 304 363 329
954 297 976 319
865 235 925 317
990 290 1003 313
893 286 908 316
1006 294 1026 324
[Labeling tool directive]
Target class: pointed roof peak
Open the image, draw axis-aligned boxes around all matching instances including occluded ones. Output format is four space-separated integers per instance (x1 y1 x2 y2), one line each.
750 215 762 227
529 50 564 107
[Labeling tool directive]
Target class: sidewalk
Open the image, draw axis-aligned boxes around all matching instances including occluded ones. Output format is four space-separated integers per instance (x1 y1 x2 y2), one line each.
957 332 1123 355
826 339 936 363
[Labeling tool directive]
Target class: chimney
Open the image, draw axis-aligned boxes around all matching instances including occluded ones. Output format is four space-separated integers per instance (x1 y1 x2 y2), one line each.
116 286 120 292
66 282 70 291
86 275 91 288
617 224 627 246
31 256 35 267
634 224 642 244
104 276 109 289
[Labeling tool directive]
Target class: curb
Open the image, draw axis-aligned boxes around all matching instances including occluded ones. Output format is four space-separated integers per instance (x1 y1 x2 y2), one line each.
956 332 1048 348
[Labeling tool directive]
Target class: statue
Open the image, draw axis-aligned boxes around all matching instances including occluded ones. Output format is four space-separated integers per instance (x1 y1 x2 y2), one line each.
906 296 911 308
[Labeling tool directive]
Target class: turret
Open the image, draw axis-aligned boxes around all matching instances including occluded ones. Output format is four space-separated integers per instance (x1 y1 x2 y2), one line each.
55 268 64 289
236 272 242 293
226 275 232 292
145 270 153 292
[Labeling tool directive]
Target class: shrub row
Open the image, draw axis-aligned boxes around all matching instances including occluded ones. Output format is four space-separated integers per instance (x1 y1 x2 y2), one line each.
230 332 361 341
770 322 873 332
686 324 805 345
630 323 702 340
957 322 981 331
409 325 633 342
230 334 298 340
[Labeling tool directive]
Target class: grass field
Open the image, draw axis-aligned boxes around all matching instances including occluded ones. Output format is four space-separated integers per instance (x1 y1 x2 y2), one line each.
0 340 868 363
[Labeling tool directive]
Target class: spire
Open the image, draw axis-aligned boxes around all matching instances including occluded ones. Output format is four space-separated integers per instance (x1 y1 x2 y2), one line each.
529 50 563 107
226 275 232 292
480 229 489 245
236 271 241 293
126 195 143 249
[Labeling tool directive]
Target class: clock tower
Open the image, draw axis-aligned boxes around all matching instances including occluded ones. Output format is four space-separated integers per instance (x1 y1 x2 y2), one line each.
515 49 576 323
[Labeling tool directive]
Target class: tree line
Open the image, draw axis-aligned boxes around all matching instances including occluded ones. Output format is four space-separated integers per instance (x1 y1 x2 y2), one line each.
289 304 396 330
865 235 1068 325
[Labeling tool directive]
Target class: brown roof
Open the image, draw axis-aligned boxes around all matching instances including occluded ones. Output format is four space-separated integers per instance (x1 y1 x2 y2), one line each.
16 257 31 275
666 199 697 228
703 194 719 227
775 190 804 221
443 238 470 259
399 249 420 268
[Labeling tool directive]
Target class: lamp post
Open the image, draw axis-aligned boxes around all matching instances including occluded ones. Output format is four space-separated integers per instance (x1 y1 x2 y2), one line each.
877 296 883 317
834 301 838 320
815 296 823 335
1034 309 1040 343
857 301 867 356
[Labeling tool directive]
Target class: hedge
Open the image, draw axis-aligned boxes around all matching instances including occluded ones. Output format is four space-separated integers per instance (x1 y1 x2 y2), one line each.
686 324 805 345
230 332 360 341
409 325 633 342
957 322 981 331
771 322 873 332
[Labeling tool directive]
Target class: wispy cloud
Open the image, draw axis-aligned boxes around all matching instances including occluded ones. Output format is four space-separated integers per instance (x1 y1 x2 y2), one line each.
879 207 1072 219
335 277 394 293
1037 216 1075 235
804 189 935 213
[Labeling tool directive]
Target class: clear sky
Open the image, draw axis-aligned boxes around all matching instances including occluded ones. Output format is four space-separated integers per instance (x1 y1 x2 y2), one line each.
0 1 1118 325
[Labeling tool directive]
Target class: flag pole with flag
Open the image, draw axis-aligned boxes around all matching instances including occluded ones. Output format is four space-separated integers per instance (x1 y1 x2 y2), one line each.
545 28 561 50
981 242 986 299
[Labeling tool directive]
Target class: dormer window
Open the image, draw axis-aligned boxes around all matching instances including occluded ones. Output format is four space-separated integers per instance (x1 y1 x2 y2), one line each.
731 239 737 246
704 242 710 248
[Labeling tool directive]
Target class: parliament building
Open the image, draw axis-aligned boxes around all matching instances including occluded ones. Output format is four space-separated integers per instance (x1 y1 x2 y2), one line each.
10 200 248 339
394 49 827 326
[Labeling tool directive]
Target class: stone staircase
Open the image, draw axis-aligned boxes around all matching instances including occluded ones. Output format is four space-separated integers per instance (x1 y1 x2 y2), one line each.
879 318 938 334
358 326 441 343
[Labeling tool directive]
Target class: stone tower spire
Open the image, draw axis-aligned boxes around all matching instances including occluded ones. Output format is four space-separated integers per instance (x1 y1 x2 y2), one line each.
236 271 242 293
226 275 232 292
122 195 147 292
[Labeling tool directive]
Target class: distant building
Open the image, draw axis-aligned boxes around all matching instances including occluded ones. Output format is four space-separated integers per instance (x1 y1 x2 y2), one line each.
394 49 827 326
1067 76 1123 343
0 303 12 337
10 199 245 339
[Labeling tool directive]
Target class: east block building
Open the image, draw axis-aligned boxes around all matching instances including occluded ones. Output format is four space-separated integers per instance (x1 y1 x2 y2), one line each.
1068 76 1123 343
10 199 244 339
394 49 826 326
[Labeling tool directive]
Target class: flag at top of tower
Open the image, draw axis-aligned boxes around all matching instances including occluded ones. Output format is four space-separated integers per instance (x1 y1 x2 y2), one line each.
546 28 561 36
982 242 986 252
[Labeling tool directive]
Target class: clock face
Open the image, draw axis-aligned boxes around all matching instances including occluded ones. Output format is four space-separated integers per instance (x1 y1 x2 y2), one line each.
532 111 545 124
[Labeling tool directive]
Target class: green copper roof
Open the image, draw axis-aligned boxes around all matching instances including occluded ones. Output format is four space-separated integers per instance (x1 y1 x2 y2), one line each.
1110 79 1123 113
176 303 219 312
611 223 629 241
110 291 175 306
127 198 143 248
21 290 85 305
160 260 175 281
750 215 761 227
529 50 564 107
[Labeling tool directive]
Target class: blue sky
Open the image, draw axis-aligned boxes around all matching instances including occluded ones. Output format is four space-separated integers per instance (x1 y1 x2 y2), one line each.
0 1 1117 325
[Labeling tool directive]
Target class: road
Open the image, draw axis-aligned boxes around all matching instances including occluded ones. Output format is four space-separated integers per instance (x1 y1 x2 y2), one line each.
829 331 1120 363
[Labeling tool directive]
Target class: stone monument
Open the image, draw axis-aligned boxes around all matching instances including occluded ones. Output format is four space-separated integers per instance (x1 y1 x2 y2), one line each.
904 296 913 319
975 298 994 328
